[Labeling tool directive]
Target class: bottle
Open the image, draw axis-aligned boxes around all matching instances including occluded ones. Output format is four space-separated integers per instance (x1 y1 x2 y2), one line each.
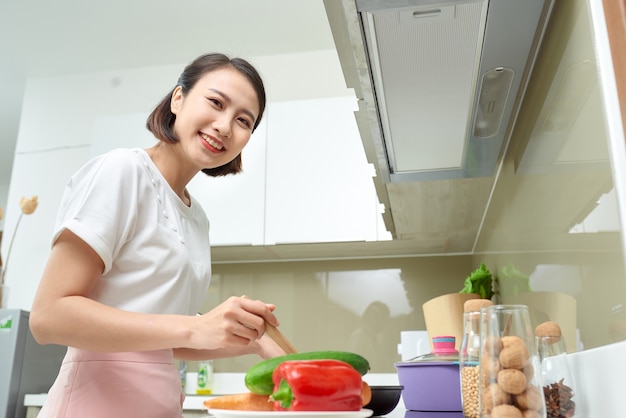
535 321 578 418
178 360 187 391
196 360 214 395
459 299 493 418
479 304 547 418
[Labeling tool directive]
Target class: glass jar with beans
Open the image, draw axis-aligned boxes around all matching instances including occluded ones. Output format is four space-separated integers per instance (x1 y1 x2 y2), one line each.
459 299 494 418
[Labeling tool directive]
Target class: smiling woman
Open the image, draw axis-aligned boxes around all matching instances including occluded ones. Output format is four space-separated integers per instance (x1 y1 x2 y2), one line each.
28 53 286 418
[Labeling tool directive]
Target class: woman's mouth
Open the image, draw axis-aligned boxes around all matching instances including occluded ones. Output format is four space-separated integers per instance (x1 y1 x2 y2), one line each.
200 133 224 151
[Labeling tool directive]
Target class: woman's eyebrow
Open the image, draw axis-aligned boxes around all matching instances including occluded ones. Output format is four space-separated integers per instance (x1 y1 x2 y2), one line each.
208 88 257 123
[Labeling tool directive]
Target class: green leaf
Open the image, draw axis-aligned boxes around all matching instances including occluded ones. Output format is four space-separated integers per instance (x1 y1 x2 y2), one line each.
459 263 494 299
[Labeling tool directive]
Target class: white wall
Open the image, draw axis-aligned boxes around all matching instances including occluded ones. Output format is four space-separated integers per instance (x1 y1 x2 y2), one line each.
1 50 353 310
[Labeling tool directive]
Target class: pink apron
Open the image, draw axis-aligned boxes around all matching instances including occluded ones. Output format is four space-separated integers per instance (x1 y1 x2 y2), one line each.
39 347 185 418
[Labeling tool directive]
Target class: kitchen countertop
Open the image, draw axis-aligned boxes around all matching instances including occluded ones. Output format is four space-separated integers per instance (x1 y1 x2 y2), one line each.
25 393 464 417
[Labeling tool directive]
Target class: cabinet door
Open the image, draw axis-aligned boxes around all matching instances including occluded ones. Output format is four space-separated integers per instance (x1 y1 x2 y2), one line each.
264 96 383 244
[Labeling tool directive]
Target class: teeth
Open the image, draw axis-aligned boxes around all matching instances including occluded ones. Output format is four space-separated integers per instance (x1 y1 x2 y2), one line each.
201 133 223 150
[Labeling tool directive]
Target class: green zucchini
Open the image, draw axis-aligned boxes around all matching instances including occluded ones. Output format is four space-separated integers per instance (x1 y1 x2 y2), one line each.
244 351 370 395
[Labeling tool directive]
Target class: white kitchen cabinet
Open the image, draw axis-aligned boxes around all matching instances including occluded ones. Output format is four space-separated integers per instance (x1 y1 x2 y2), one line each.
189 96 387 246
264 96 384 244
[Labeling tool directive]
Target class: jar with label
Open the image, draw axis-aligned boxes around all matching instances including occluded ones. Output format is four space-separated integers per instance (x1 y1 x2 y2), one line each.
479 304 547 418
196 360 214 395
535 321 578 418
459 299 493 418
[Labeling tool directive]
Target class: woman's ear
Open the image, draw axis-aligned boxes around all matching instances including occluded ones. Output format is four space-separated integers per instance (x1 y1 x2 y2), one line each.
170 86 183 115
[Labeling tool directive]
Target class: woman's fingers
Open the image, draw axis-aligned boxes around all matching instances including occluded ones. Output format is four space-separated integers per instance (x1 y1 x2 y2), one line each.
237 296 280 328
215 297 265 342
197 296 280 348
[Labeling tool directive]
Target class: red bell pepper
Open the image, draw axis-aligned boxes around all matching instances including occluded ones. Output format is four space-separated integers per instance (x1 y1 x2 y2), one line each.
270 359 363 411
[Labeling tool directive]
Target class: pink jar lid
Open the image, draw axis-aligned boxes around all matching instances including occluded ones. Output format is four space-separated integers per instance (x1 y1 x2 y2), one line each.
432 336 459 355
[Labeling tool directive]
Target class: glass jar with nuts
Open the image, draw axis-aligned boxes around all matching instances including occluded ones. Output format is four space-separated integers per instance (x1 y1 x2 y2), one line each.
479 304 547 418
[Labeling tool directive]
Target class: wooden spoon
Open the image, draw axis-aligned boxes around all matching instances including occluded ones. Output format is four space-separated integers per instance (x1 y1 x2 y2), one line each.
265 322 298 354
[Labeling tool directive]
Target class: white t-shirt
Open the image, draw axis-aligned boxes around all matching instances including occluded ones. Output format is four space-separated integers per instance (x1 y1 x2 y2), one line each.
53 148 212 315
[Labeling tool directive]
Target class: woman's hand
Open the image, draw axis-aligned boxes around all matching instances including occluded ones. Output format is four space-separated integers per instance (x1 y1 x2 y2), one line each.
191 296 281 352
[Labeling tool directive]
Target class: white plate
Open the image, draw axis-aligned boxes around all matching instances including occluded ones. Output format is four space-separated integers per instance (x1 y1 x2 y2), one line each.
207 409 373 418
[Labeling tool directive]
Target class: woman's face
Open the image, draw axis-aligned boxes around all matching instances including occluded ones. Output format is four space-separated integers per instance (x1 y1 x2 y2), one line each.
170 66 260 171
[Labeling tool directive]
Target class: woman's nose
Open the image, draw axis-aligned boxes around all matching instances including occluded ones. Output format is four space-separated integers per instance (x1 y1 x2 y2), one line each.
213 116 231 138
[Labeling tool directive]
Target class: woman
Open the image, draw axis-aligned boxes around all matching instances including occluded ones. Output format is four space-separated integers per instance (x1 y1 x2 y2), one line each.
30 53 284 418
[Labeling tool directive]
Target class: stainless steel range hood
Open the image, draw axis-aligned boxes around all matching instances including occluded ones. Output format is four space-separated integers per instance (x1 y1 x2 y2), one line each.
325 0 554 182
324 0 554 244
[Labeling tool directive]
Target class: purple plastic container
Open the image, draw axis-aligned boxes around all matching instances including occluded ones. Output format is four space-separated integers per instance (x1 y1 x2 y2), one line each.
404 411 464 418
394 336 462 412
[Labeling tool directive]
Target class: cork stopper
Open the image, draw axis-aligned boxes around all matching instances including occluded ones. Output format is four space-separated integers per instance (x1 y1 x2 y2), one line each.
463 298 494 313
535 321 562 343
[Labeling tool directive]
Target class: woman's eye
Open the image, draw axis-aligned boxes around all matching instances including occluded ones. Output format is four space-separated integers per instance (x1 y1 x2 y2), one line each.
208 98 223 108
238 117 252 128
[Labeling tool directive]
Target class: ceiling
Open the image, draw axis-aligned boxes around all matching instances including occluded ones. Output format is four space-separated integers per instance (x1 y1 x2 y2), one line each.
0 0 335 189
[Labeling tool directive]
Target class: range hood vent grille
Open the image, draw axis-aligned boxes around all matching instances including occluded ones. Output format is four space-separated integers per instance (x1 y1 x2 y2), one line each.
363 1 488 177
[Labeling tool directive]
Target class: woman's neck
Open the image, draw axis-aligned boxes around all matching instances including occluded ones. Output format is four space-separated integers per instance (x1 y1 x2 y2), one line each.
145 143 194 206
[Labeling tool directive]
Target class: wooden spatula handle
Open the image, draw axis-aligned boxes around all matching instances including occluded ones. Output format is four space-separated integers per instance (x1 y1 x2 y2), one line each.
265 322 298 354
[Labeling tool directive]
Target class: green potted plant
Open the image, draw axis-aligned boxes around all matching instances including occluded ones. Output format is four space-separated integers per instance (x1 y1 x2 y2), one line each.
459 263 495 300
422 263 494 350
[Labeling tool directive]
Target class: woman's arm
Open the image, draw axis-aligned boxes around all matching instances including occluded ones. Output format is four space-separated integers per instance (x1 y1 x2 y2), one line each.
30 230 280 354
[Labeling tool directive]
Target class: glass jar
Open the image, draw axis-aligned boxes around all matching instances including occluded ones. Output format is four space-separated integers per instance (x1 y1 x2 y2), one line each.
479 304 546 418
536 321 578 418
459 299 493 418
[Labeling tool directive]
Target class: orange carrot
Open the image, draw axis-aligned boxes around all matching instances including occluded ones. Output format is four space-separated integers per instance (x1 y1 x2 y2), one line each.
361 381 372 406
203 392 275 411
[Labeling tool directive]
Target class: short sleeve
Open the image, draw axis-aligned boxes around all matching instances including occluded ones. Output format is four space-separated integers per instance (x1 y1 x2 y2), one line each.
53 150 142 274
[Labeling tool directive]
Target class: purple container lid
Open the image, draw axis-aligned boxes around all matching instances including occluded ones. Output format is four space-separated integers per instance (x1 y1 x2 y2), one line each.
396 336 459 365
